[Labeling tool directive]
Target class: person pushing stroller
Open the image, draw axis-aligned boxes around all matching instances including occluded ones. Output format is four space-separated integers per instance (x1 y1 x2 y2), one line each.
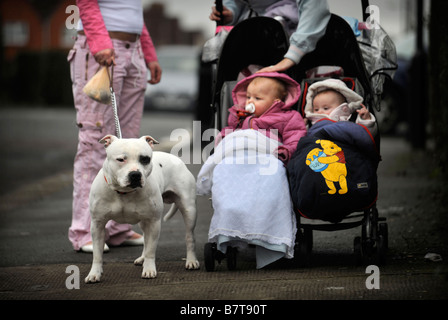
209 0 331 73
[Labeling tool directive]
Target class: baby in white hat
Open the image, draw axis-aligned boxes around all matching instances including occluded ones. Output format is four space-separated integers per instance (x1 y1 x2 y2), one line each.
304 79 377 135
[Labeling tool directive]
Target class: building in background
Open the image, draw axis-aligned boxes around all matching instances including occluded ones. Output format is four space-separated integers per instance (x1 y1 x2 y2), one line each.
1 0 204 61
143 3 204 47
0 0 204 105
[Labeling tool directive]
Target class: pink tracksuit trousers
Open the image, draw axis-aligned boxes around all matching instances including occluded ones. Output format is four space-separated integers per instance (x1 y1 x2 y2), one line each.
67 35 147 250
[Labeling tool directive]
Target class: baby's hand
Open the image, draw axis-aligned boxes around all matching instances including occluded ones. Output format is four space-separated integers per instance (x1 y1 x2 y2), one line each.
356 104 371 120
274 147 288 162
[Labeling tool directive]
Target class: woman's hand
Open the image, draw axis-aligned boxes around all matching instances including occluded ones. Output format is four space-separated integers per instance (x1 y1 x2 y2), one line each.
209 4 233 25
94 48 115 66
147 61 162 84
256 58 295 73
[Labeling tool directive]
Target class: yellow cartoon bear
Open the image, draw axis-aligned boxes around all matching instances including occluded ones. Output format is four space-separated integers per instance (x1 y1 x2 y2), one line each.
305 139 348 194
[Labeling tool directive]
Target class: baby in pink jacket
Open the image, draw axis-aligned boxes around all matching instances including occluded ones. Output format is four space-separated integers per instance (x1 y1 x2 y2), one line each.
220 72 306 163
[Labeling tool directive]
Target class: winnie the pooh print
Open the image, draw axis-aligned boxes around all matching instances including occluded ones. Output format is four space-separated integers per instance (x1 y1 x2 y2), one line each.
305 139 348 195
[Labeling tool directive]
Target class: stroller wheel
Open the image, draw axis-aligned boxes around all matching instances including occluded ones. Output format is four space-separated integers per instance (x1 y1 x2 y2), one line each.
294 228 312 267
361 207 377 258
226 246 237 270
304 228 313 253
360 208 388 265
300 229 312 256
379 222 389 250
377 222 389 264
353 236 363 265
204 243 216 272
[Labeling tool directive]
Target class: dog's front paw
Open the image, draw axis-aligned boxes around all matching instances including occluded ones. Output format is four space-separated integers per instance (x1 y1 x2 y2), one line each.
141 259 157 279
85 270 102 283
185 259 200 270
141 268 157 279
134 256 144 266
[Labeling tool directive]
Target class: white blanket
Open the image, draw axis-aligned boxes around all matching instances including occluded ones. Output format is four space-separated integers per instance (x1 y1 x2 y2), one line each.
197 130 296 268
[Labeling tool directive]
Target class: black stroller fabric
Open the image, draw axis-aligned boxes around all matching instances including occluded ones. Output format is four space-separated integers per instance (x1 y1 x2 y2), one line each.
287 119 380 223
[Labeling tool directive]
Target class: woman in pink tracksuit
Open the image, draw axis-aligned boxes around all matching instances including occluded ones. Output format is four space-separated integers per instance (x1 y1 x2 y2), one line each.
220 72 306 164
67 0 162 252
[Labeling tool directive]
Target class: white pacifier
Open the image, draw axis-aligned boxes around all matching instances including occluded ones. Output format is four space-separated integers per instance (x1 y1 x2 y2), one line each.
245 103 256 114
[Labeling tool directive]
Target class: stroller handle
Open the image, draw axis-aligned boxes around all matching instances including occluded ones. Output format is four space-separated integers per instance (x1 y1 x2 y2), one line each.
362 0 370 22
216 0 224 26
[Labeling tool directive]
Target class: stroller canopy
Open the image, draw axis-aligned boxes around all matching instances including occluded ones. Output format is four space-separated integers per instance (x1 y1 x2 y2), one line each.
215 16 289 91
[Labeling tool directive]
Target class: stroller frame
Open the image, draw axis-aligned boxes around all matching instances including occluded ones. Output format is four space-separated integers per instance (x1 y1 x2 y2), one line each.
203 1 390 270
289 13 388 266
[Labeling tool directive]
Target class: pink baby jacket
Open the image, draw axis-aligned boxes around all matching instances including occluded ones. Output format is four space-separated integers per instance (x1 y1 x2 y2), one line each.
221 72 306 163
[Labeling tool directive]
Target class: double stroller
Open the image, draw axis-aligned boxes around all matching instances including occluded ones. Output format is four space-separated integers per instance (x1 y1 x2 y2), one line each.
200 1 397 271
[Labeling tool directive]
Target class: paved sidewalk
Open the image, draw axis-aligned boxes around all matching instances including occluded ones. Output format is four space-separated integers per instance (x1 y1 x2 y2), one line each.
0 108 447 309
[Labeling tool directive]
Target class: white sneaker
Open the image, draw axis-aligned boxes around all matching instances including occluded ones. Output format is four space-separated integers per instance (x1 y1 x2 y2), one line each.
121 234 144 246
80 242 110 253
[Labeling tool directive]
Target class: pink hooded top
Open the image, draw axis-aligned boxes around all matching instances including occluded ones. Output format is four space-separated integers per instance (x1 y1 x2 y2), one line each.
220 72 306 163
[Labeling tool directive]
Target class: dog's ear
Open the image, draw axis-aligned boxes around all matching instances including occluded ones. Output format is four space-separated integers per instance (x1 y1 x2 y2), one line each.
141 135 159 149
99 135 118 148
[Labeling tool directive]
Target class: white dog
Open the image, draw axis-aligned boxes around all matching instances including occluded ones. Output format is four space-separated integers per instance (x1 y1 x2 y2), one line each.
85 135 199 283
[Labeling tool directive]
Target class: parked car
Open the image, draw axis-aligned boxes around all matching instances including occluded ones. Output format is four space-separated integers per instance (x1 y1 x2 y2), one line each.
144 45 200 112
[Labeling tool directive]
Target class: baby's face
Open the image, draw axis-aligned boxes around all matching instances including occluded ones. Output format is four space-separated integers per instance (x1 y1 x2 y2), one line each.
312 91 343 115
245 78 280 117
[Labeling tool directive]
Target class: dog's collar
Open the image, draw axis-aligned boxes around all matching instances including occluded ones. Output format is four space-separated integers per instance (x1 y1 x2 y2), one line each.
104 175 136 195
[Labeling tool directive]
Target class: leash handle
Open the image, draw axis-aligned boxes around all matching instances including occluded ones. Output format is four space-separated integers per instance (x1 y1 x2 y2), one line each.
107 65 122 139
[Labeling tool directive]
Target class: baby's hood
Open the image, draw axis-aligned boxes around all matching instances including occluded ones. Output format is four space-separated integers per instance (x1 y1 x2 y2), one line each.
232 72 301 110
304 78 363 122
